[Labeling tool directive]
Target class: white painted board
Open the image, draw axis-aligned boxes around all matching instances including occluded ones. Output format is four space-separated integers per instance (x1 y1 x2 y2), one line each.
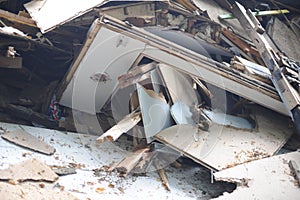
154 105 293 171
213 151 300 200
24 0 107 33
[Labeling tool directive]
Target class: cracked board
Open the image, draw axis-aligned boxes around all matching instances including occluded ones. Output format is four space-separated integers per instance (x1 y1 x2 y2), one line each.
213 151 300 200
154 105 293 171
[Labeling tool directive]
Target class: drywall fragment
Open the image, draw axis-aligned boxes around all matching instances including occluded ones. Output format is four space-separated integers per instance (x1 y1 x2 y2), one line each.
0 158 58 182
97 111 141 144
0 182 78 200
213 151 300 200
1 129 55 155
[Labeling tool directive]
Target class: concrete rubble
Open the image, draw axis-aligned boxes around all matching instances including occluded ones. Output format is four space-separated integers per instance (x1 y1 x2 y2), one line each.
0 0 299 199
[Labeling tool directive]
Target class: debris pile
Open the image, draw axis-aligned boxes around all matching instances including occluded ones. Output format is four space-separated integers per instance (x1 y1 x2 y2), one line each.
0 0 300 199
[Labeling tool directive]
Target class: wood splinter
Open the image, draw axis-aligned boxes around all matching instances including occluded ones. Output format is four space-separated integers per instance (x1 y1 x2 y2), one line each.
97 111 141 144
154 159 171 191
115 147 150 176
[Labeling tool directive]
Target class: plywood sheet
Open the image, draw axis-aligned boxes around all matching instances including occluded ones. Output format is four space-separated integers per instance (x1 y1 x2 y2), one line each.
154 106 293 171
0 158 58 182
213 151 300 200
1 129 55 155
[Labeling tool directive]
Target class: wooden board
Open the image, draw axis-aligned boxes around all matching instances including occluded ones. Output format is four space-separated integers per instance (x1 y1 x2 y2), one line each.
115 147 150 176
97 111 141 144
0 158 58 182
213 151 300 200
1 129 55 155
154 106 293 171
0 182 78 200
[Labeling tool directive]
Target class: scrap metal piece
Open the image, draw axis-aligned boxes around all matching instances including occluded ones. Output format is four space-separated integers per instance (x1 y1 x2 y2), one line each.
137 84 172 143
213 151 300 200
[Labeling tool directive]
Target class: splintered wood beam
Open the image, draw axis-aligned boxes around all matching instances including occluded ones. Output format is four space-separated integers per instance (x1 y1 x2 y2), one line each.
115 147 150 176
154 159 171 191
0 9 37 28
118 62 157 89
97 111 141 144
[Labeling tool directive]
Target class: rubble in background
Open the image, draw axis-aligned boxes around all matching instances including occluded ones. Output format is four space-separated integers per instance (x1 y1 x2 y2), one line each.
0 0 300 199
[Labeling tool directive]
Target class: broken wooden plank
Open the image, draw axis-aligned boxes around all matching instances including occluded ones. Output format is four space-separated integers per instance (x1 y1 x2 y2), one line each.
97 111 141 144
1 129 55 155
154 105 293 171
115 147 150 176
219 9 289 19
0 8 37 28
0 158 58 182
221 27 261 58
0 182 78 200
213 151 300 200
118 62 157 89
154 159 171 191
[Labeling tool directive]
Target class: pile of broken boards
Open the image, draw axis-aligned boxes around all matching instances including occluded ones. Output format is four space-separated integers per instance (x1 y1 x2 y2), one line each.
0 0 300 199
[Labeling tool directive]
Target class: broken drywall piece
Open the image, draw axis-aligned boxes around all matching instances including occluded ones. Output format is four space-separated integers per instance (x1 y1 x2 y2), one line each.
0 182 78 200
97 111 141 144
0 158 59 182
154 106 293 171
170 101 196 125
1 129 55 155
137 84 173 143
213 151 300 200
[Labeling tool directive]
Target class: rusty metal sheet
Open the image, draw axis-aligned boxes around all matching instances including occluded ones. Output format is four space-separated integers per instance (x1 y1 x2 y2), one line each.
154 106 293 171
